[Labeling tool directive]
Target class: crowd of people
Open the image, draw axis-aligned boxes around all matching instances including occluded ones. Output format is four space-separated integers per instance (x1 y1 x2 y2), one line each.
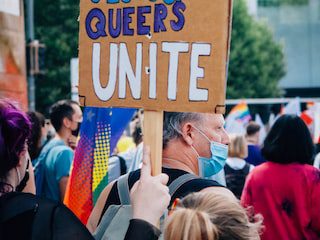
1 98 320 239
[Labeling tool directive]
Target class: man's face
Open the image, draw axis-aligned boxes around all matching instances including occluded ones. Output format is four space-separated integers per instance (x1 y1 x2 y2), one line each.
192 113 230 158
70 104 83 132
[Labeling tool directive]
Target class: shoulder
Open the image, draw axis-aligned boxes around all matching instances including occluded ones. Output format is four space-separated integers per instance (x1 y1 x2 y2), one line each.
87 180 116 233
286 164 320 188
243 162 269 182
248 145 261 153
250 162 269 172
170 174 223 203
301 164 320 179
54 146 73 161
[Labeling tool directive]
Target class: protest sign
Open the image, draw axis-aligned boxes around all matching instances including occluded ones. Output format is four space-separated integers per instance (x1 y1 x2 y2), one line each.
79 0 233 174
79 0 232 113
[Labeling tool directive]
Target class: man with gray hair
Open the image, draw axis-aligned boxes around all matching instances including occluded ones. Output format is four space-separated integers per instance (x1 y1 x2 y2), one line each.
87 112 234 233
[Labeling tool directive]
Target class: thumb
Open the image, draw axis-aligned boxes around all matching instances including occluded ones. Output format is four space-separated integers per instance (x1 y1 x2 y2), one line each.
140 145 151 181
154 173 169 185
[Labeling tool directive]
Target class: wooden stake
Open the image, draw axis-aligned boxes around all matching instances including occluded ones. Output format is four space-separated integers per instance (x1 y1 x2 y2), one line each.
143 110 164 176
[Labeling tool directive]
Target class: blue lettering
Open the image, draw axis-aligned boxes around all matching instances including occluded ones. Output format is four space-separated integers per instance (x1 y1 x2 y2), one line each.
123 7 135 36
170 1 185 31
109 9 122 38
85 8 107 40
137 6 151 35
154 4 167 33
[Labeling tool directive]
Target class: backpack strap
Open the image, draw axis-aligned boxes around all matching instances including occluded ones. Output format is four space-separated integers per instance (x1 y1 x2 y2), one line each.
243 163 250 175
111 155 127 176
116 173 198 206
168 173 199 196
117 174 131 205
224 164 233 175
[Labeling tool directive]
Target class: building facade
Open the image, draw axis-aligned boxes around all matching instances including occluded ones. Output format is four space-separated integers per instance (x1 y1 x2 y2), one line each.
250 0 320 97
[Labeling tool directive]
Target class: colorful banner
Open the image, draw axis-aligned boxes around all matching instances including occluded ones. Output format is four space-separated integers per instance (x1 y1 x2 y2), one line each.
225 102 251 134
64 106 135 224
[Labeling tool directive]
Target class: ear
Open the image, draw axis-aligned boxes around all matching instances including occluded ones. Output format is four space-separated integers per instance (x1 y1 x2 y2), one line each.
63 117 72 129
180 122 196 146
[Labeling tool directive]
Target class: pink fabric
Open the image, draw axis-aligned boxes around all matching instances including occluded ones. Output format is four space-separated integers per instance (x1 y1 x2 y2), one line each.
241 162 320 240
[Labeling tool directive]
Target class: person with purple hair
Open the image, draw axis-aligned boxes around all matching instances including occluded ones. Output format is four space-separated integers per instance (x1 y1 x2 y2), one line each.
0 99 171 240
0 100 32 194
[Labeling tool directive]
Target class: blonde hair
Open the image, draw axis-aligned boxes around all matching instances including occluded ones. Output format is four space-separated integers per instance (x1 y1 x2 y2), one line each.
228 134 248 159
164 192 262 240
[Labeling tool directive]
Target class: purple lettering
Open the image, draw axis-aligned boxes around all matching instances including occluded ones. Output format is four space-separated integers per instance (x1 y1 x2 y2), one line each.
154 4 167 33
170 1 186 32
123 7 135 36
109 8 122 38
137 6 151 35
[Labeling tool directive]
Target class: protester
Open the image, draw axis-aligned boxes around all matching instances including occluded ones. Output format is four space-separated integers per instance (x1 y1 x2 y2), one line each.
33 100 82 201
0 99 171 240
87 112 234 233
241 115 320 239
223 134 254 199
165 192 261 240
0 99 92 239
244 122 265 166
27 111 48 161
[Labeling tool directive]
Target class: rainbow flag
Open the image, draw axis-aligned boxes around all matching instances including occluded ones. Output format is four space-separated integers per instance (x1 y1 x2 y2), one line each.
64 107 135 224
228 102 251 123
225 102 251 134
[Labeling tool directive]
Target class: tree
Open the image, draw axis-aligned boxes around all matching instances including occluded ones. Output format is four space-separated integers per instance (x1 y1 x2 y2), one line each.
34 0 79 113
227 0 286 99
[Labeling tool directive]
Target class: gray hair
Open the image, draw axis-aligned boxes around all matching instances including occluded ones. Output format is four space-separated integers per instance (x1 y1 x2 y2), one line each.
163 112 203 149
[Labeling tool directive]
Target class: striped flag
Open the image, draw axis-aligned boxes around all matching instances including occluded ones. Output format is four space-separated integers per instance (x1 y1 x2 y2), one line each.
228 102 252 123
225 102 252 134
64 107 135 224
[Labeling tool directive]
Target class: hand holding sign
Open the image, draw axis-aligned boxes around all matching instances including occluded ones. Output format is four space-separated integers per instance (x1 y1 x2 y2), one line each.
130 146 170 227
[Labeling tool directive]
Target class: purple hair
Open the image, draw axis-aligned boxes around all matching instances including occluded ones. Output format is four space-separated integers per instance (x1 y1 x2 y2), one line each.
0 99 31 182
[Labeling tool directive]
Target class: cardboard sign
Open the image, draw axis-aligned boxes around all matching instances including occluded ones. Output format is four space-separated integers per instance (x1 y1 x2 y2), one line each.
0 1 28 110
79 0 232 113
0 0 20 16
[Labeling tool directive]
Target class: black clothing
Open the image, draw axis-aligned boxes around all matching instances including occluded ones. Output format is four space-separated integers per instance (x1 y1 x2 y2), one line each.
224 163 250 199
100 167 222 223
0 192 157 240
0 192 93 240
125 219 161 240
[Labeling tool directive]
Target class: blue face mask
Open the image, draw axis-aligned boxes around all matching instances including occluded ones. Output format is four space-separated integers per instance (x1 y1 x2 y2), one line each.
192 127 229 177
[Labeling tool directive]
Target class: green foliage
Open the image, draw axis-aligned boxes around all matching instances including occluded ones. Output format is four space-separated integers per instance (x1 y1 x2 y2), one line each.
34 0 79 113
227 0 286 99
